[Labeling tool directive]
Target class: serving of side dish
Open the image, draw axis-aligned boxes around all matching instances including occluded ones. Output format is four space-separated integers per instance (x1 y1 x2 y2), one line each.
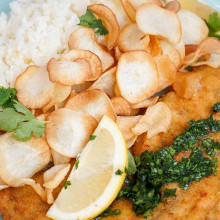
0 0 220 220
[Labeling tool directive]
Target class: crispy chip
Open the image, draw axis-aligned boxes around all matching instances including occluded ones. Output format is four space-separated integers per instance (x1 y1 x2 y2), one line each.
165 0 181 13
126 136 138 149
118 23 150 52
120 0 136 22
88 4 120 50
45 109 98 157
132 132 148 156
191 54 220 68
172 38 185 63
37 113 49 121
132 102 172 138
59 50 102 82
117 116 142 141
173 71 202 99
117 51 158 104
71 82 93 93
160 39 181 68
114 46 124 61
178 9 208 45
68 27 114 71
111 97 139 116
88 67 116 98
65 89 116 122
129 0 162 9
15 66 55 109
185 45 198 56
51 149 71 165
48 50 102 85
136 4 181 43
155 55 177 92
47 58 89 86
114 83 121 97
149 35 162 57
184 38 220 67
42 83 71 113
131 96 159 109
43 164 70 204
0 135 51 187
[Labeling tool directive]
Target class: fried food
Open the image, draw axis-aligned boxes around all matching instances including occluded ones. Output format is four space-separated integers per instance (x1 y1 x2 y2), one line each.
0 66 219 219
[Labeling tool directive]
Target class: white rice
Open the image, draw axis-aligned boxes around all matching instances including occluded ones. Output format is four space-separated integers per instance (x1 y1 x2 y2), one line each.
0 0 129 88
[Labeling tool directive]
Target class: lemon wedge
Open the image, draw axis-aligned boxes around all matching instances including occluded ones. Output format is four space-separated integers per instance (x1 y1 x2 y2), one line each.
47 116 128 220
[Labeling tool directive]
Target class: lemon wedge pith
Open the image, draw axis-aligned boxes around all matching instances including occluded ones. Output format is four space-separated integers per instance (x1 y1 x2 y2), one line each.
47 115 128 220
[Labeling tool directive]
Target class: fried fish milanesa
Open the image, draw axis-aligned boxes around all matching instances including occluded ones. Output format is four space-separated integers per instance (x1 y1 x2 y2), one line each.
0 66 219 220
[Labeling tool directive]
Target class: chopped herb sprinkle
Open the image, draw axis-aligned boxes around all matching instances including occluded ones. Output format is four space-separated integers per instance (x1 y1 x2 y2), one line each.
89 135 97 141
75 157 80 169
162 188 177 199
93 207 121 220
115 169 123 176
64 180 71 189
117 104 220 217
212 102 220 112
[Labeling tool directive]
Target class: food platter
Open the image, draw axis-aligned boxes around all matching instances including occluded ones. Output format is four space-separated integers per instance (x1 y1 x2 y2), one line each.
0 0 220 220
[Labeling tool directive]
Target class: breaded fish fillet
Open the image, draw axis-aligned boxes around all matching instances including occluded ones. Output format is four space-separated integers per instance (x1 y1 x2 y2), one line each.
0 66 219 220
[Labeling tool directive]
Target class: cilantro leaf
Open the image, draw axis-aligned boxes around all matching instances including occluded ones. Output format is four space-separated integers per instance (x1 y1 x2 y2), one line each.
205 12 220 40
0 101 47 141
162 188 177 199
13 100 34 118
14 120 46 141
0 87 17 109
0 108 26 132
79 9 108 36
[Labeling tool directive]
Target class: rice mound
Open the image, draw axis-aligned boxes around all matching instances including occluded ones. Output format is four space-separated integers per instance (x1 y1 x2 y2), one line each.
0 0 129 88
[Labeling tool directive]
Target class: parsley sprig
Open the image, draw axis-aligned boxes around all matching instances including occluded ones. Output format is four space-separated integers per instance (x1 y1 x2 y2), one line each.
0 101 48 141
0 88 48 142
205 12 220 40
79 9 108 36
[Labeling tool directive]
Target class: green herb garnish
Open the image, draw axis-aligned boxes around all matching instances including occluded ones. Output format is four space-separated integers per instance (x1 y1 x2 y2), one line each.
205 12 220 40
115 169 123 176
212 102 220 112
162 188 177 200
93 207 121 220
0 100 48 141
89 135 97 141
79 9 108 36
75 157 80 169
118 104 220 217
127 151 137 175
0 87 17 109
64 180 71 189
